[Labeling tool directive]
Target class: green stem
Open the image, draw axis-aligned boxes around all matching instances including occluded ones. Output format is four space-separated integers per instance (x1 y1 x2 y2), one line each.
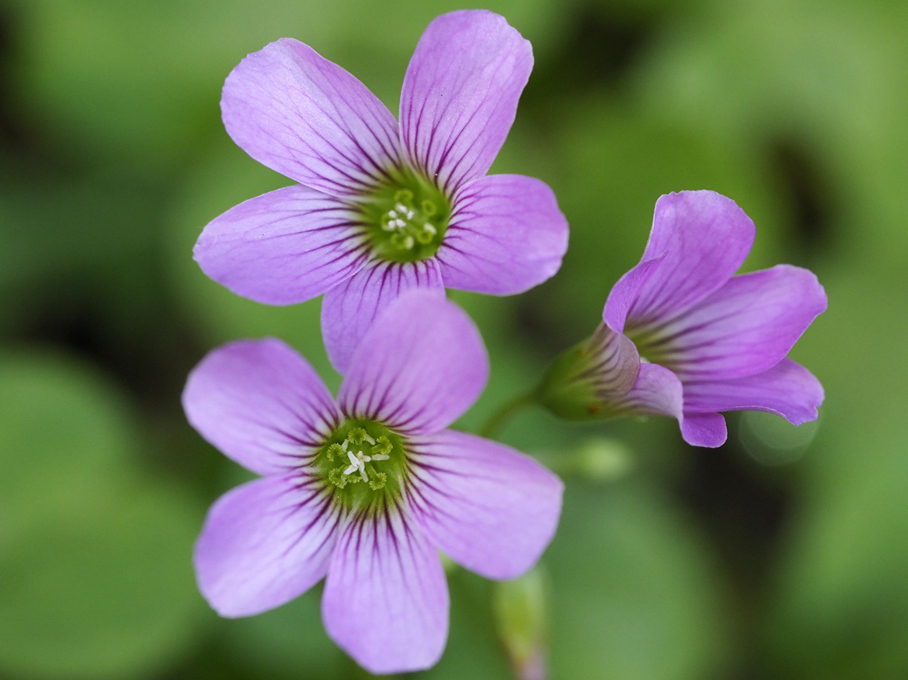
479 390 538 439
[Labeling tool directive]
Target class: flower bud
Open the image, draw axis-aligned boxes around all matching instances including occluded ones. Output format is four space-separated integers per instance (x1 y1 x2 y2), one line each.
535 324 639 421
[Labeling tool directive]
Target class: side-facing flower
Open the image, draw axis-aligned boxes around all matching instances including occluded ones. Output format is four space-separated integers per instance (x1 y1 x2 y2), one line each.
537 190 827 448
194 10 568 373
182 291 563 674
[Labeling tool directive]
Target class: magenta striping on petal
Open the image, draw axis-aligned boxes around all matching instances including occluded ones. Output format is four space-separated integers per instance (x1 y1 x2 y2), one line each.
322 509 448 674
539 190 826 448
321 258 445 375
182 337 341 476
221 38 403 197
405 431 563 581
436 175 569 295
195 185 373 306
196 10 568 370
613 191 825 446
400 10 533 194
184 292 563 673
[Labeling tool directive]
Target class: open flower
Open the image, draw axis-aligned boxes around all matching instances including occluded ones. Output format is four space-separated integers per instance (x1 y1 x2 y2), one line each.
194 10 568 372
537 190 826 447
183 291 563 674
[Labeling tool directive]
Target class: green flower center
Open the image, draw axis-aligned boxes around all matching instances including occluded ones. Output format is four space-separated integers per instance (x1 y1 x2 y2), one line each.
359 170 450 263
316 418 408 511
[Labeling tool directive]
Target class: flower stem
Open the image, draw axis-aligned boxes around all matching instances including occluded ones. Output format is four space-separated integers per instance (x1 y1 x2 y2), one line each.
479 390 538 439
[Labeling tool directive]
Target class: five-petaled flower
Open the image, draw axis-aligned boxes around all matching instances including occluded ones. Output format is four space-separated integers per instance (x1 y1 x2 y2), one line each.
183 291 563 674
194 9 568 373
537 190 827 447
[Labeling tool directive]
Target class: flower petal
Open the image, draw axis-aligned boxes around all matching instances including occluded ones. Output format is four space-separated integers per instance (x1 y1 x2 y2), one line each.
603 257 663 332
608 362 684 420
622 191 756 331
182 338 340 476
322 509 448 674
683 358 824 425
680 413 728 448
194 475 342 617
605 363 729 447
407 430 562 580
222 38 403 197
321 259 445 374
436 174 568 294
400 10 533 193
194 185 371 305
644 265 827 381
338 291 488 435
587 323 641 397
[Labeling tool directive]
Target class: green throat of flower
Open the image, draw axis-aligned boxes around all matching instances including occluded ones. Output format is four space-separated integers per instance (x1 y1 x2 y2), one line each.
359 170 450 263
316 418 408 511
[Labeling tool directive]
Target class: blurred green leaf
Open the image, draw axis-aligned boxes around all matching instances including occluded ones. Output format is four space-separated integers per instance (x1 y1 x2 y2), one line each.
0 174 160 294
0 352 206 679
545 480 730 680
420 571 513 680
15 0 561 168
763 418 908 679
222 589 347 680
759 260 908 677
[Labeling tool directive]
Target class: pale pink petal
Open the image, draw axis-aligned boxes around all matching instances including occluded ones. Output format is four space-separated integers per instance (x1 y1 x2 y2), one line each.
644 265 827 380
680 412 728 448
600 364 729 447
322 509 448 674
194 185 370 305
436 174 568 294
400 10 533 193
194 475 342 617
183 339 340 476
222 38 403 197
684 358 824 425
320 259 445 374
406 430 562 580
622 191 755 331
606 362 684 420
338 291 488 435
603 258 663 332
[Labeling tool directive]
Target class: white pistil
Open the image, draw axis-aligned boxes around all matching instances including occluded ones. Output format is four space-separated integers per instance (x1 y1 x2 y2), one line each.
343 449 387 482
380 196 437 250
330 430 393 489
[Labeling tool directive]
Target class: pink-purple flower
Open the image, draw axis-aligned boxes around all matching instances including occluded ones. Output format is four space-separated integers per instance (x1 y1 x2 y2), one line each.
183 291 563 674
538 190 827 447
194 10 568 373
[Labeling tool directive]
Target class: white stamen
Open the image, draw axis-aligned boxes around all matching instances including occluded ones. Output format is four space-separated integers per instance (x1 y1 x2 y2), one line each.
344 450 366 477
371 454 390 461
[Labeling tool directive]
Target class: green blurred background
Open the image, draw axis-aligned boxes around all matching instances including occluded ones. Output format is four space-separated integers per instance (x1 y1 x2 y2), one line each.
1 0 906 678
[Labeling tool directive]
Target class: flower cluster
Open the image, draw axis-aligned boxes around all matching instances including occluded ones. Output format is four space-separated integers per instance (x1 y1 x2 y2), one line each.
184 9 826 676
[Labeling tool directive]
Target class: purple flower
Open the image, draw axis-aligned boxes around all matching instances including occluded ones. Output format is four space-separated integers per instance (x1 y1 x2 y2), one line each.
194 10 568 373
182 291 563 674
538 190 826 448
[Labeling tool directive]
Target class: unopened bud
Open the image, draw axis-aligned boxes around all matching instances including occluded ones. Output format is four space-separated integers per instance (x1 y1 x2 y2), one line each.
494 566 550 680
